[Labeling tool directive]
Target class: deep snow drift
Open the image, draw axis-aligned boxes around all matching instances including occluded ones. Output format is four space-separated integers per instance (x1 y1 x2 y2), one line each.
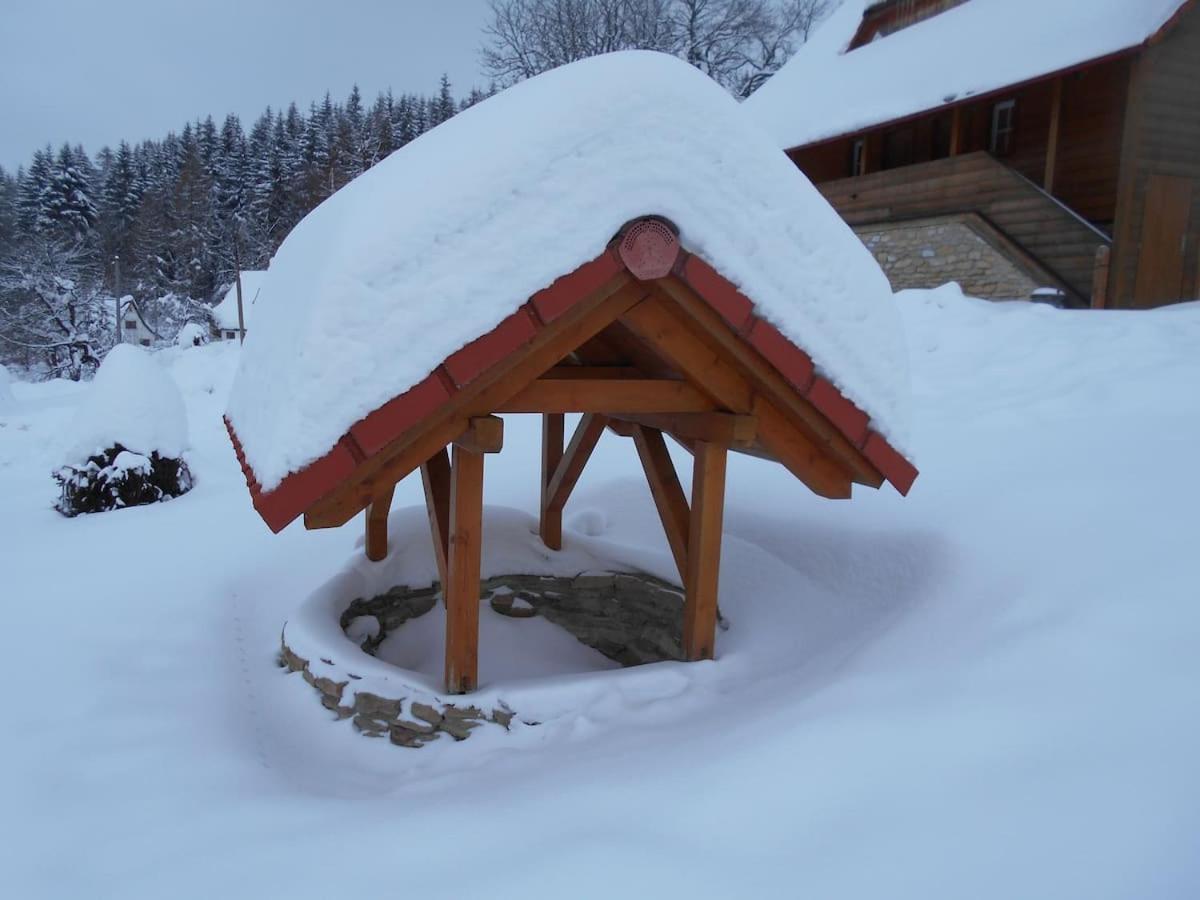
226 50 907 493
1 290 1199 898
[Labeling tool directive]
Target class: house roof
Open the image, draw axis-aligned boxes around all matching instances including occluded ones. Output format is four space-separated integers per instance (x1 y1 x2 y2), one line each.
222 51 917 531
212 271 268 330
744 0 1192 151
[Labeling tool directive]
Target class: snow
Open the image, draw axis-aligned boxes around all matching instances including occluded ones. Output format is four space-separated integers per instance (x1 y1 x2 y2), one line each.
745 0 1189 150
175 321 208 347
226 51 907 493
3 286 1200 897
0 364 14 411
211 270 268 331
67 343 189 460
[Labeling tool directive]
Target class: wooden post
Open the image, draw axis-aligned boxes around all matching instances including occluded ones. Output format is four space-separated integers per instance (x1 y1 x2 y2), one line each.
683 441 727 661
1091 244 1112 310
949 106 963 157
421 448 451 590
445 444 484 694
1044 77 1063 194
540 413 565 550
364 484 395 562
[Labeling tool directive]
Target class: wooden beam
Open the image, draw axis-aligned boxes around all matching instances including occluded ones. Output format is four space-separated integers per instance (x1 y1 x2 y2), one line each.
540 413 565 550
453 415 504 454
651 279 883 489
614 412 756 448
631 425 690 583
619 296 854 499
1044 77 1063 193
364 483 394 562
683 441 727 661
544 413 608 518
541 365 643 380
303 277 647 528
445 444 484 694
1090 244 1111 310
420 448 451 591
497 378 715 414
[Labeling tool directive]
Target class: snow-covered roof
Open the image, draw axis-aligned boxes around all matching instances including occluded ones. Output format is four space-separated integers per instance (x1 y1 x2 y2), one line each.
744 0 1191 150
71 345 188 460
225 51 910 497
120 298 160 337
212 271 268 330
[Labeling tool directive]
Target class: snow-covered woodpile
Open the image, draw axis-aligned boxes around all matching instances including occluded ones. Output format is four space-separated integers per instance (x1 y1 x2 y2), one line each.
54 345 193 516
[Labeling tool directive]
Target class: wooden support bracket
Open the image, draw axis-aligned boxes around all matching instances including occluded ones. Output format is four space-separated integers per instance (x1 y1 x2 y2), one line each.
420 447 451 592
454 415 504 454
631 425 690 583
364 483 395 562
541 413 608 550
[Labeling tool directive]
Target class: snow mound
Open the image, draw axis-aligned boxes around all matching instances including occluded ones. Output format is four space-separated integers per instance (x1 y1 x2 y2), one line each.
69 344 189 460
745 0 1187 150
0 364 14 411
175 322 209 348
226 50 908 493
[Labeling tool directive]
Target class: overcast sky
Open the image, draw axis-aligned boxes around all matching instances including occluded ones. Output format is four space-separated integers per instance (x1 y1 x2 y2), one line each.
1 0 494 171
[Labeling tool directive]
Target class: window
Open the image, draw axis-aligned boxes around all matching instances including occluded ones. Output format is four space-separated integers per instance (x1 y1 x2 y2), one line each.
139 339 150 347
225 331 237 339
990 100 1016 156
124 319 137 330
850 139 867 176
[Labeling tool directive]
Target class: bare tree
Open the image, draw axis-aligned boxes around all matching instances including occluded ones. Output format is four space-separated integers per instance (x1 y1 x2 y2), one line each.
480 0 833 96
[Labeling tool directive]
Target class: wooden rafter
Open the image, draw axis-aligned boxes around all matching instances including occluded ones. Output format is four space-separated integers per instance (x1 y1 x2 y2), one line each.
652 279 884 489
619 295 855 499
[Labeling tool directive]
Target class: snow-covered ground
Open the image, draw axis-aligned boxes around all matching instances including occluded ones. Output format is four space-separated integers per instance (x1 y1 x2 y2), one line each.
2 287 1198 898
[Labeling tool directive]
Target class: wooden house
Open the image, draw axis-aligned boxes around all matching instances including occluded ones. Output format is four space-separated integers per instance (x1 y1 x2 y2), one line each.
119 298 160 347
745 0 1200 309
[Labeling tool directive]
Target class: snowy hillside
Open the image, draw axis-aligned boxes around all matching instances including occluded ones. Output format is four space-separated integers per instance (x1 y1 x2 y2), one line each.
1 289 1198 898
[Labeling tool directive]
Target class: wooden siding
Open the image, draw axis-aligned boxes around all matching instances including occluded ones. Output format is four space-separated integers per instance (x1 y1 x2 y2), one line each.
817 152 1110 304
1110 1 1200 307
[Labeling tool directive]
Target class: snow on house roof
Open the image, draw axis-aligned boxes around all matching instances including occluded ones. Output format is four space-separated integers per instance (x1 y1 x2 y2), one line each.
225 50 910 495
744 0 1191 151
212 271 268 330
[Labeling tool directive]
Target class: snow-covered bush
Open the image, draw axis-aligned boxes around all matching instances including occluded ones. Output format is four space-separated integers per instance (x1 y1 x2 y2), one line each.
53 344 193 516
175 322 209 348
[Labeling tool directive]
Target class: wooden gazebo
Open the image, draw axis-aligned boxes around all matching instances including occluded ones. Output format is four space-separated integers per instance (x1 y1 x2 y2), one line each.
226 217 917 694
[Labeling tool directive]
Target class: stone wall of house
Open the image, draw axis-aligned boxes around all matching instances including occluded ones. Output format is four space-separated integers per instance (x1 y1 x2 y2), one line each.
855 216 1048 300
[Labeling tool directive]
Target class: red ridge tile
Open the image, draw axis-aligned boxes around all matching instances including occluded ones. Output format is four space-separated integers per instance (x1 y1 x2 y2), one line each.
747 317 815 392
684 255 753 331
863 431 919 496
349 373 452 458
530 249 623 323
444 308 538 387
807 377 870 447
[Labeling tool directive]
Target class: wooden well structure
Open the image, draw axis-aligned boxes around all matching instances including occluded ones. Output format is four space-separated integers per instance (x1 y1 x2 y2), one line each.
226 216 917 694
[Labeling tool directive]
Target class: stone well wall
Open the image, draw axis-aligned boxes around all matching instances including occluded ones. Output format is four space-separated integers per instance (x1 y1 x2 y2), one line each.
855 215 1050 300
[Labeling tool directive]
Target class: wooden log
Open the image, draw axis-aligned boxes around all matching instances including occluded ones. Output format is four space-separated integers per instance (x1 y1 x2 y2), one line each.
1091 244 1112 310
445 444 484 694
631 425 690 583
540 413 565 550
497 378 715 414
364 483 395 562
420 448 451 591
684 441 727 661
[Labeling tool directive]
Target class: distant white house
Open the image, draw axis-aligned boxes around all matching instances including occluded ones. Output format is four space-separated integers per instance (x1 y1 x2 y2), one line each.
119 298 160 347
212 271 268 340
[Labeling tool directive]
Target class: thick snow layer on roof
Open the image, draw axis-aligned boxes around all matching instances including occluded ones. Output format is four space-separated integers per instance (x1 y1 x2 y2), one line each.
212 271 268 330
226 51 909 493
745 0 1189 150
70 345 188 460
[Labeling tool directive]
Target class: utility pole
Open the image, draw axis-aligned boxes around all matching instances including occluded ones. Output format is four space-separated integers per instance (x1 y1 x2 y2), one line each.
232 227 246 345
113 254 122 346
